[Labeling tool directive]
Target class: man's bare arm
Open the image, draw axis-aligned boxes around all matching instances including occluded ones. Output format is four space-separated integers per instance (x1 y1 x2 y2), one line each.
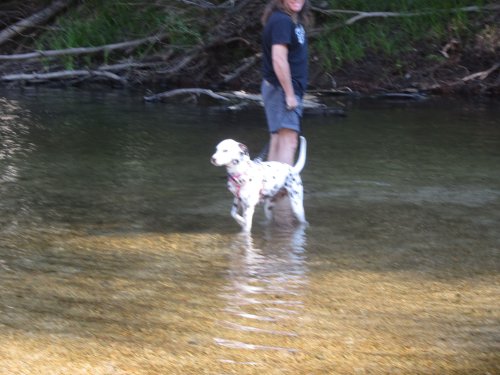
272 44 298 110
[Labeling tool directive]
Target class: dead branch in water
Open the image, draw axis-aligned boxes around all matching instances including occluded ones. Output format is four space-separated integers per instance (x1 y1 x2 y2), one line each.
142 88 346 116
144 88 230 102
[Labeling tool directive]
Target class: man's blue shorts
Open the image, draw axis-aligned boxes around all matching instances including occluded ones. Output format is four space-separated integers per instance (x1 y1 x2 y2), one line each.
261 80 303 134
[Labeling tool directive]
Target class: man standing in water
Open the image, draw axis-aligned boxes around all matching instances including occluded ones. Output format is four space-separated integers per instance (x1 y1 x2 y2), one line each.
261 0 310 225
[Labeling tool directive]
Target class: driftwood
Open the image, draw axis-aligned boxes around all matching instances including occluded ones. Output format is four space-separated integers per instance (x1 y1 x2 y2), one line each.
174 0 237 9
143 87 346 116
422 63 500 93
376 92 427 100
145 88 313 106
97 59 173 72
461 63 500 82
1 70 126 83
144 88 230 102
0 0 75 47
312 4 500 27
0 34 169 62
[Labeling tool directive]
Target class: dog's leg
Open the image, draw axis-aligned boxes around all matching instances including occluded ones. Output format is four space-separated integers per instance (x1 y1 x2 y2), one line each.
231 198 246 228
264 198 274 222
288 185 308 226
290 198 307 225
241 204 256 232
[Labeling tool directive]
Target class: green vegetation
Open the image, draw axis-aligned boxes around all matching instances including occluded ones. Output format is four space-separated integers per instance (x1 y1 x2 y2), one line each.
312 0 489 70
36 1 204 69
34 0 493 73
5 0 493 94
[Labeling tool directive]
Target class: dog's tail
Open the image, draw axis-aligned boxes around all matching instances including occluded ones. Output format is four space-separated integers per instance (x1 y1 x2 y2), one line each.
292 136 307 174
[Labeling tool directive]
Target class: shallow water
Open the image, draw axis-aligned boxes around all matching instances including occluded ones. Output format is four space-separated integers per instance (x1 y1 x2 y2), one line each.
0 88 499 374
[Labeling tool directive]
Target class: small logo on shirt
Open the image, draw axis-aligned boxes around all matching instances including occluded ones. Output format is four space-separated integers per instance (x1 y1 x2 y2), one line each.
295 25 305 45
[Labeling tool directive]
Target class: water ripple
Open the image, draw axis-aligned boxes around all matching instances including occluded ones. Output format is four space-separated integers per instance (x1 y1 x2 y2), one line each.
214 337 299 353
214 228 308 367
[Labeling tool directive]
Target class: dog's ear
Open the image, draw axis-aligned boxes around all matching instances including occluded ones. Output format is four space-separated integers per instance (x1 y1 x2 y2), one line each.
238 143 249 156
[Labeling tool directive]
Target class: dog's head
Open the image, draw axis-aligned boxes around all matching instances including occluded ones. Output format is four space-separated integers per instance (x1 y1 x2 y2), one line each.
211 139 249 167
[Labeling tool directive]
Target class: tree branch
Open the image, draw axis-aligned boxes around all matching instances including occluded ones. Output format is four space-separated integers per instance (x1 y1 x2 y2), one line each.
0 0 76 46
461 63 500 82
312 4 500 27
144 88 231 102
0 33 169 62
221 53 261 83
1 69 126 83
143 88 329 109
173 0 236 9
143 88 346 115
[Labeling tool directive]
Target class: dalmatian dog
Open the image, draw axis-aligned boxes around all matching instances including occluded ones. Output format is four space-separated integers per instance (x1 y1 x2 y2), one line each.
211 136 307 232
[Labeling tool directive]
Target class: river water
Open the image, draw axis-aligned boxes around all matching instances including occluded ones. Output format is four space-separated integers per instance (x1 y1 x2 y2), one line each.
0 88 499 374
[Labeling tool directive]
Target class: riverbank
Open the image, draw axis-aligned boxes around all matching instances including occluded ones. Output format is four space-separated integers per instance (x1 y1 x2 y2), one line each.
0 1 498 97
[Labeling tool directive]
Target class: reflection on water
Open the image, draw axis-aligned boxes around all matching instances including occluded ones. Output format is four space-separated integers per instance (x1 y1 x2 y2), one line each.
0 88 499 374
0 97 38 239
215 228 307 365
0 97 31 184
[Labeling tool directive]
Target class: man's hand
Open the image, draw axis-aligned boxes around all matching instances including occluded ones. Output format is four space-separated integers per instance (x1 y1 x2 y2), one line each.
285 94 298 111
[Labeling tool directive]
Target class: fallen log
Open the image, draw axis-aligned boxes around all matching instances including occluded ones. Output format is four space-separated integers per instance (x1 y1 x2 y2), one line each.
1 69 126 83
422 63 500 94
97 61 168 72
218 90 330 109
461 63 499 82
0 0 75 47
143 88 346 116
312 4 500 27
0 34 169 62
375 92 427 100
175 0 238 9
144 88 230 102
146 89 325 108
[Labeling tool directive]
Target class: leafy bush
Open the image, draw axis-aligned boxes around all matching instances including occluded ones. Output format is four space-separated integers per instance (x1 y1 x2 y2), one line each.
311 0 489 69
36 1 202 68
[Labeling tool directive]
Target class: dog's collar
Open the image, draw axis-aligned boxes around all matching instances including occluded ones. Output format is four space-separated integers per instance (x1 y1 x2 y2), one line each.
228 172 244 186
227 172 245 198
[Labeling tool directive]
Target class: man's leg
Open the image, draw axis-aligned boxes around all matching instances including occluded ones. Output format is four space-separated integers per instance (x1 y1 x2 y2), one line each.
268 128 298 165
268 129 299 227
